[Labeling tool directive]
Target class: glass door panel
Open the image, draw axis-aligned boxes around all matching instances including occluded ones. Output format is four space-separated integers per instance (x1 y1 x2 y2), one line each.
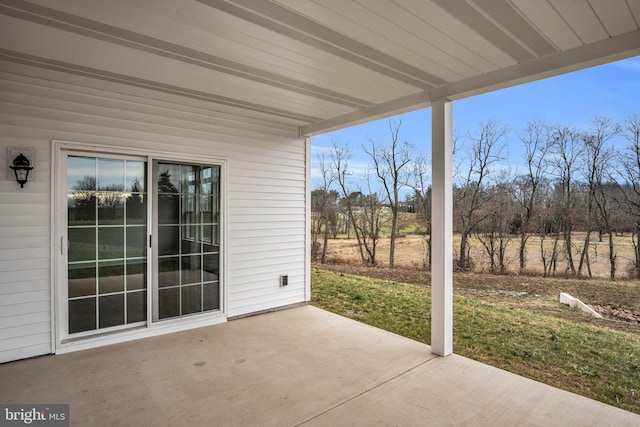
65 154 220 336
154 162 220 320
67 155 147 334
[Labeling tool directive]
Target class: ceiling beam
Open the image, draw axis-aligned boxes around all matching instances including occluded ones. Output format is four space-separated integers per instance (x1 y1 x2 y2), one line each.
431 0 535 61
430 29 640 102
300 91 429 137
303 29 640 137
0 0 373 109
200 0 444 88
0 48 322 123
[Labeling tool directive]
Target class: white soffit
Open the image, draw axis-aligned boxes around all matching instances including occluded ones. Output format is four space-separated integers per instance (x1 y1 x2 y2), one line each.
0 0 638 136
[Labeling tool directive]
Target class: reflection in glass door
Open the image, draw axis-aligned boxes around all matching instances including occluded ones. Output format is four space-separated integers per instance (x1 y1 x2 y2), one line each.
67 156 147 334
155 162 220 320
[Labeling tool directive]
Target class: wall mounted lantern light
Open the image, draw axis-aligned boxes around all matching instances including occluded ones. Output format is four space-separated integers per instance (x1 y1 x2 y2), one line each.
10 153 33 188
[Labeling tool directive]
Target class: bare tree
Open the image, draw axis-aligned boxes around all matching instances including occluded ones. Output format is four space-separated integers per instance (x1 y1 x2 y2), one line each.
310 189 324 261
409 152 432 269
69 176 98 223
618 114 640 278
536 180 560 277
475 179 515 274
547 125 584 276
310 187 339 263
580 116 619 279
514 119 550 272
454 119 508 271
329 139 382 266
351 175 384 265
363 119 413 267
313 151 338 263
330 139 367 265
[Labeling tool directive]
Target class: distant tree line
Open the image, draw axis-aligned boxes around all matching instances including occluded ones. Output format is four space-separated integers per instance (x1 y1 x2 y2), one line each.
312 114 640 279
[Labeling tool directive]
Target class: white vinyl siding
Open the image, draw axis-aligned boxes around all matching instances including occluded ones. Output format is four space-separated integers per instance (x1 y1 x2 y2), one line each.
0 66 308 362
0 139 52 363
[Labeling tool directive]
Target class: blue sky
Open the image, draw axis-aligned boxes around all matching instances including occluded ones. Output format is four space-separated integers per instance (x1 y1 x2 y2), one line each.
310 55 640 191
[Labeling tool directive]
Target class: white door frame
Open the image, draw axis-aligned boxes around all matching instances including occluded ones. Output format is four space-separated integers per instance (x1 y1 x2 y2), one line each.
51 140 229 354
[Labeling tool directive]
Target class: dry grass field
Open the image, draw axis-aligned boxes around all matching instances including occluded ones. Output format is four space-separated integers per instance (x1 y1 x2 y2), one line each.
322 232 639 279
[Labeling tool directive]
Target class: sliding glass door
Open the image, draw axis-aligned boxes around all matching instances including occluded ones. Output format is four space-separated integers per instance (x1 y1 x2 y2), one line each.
66 155 147 334
154 162 220 320
64 152 221 338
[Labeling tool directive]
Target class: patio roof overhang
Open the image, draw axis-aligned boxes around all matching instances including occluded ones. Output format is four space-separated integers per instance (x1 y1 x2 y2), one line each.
1 0 639 357
1 0 639 137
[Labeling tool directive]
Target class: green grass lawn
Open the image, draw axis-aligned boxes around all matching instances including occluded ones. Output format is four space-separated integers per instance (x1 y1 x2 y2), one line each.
311 268 640 414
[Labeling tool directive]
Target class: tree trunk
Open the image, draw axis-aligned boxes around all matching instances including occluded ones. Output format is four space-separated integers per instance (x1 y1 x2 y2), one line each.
518 233 527 273
426 235 432 270
578 230 592 278
540 236 553 277
635 230 640 279
564 227 576 276
498 238 508 274
551 231 561 276
389 207 398 267
321 218 329 264
459 232 469 270
347 211 366 265
608 231 616 280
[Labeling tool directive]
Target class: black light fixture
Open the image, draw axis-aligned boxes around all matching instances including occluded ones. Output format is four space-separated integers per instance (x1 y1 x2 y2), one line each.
10 153 33 188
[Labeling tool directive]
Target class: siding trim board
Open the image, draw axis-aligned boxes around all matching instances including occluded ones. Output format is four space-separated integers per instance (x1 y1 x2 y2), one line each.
0 72 308 362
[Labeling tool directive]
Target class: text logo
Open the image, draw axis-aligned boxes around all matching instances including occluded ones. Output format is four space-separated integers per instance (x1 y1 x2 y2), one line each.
0 405 68 427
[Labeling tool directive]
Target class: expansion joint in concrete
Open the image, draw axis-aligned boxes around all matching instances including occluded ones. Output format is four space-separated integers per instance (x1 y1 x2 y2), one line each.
295 357 437 426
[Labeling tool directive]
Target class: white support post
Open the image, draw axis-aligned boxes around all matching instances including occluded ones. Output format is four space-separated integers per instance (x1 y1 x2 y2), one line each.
304 136 312 302
431 99 453 357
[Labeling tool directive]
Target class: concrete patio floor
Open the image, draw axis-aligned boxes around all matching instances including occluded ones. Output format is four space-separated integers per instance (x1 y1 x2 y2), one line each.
1 305 639 426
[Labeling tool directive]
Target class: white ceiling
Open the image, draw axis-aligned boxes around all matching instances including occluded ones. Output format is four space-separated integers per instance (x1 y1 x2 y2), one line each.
1 0 639 136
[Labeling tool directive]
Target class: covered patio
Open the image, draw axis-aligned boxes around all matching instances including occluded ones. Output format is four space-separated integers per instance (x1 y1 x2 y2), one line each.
2 1 640 424
2 305 639 426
